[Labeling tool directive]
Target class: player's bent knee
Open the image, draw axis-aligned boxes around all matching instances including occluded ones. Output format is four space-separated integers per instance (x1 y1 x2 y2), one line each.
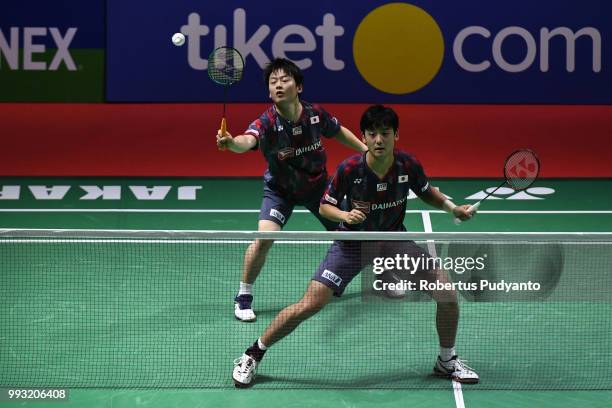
293 281 333 319
427 269 459 303
253 239 274 252
297 297 328 318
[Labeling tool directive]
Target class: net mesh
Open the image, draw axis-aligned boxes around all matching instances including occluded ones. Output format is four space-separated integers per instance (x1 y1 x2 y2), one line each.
207 47 244 86
1 230 611 390
504 149 540 190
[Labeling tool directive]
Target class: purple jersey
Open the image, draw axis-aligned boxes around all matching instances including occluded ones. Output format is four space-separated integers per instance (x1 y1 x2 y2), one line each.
245 101 341 203
321 150 430 231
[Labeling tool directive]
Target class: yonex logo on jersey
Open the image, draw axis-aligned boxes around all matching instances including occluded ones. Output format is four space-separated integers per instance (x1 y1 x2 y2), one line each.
324 193 338 205
277 147 295 160
398 175 409 183
322 269 342 286
276 125 284 131
270 209 286 223
310 115 320 125
292 126 302 136
377 183 387 191
354 178 362 184
351 199 371 213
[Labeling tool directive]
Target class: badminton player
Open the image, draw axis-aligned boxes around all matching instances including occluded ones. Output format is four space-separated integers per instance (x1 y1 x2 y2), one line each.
216 58 367 322
232 105 479 386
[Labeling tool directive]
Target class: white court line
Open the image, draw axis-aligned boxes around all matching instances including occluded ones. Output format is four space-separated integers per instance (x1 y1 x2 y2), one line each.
0 209 611 214
421 211 437 256
421 211 466 408
453 380 466 408
0 240 334 244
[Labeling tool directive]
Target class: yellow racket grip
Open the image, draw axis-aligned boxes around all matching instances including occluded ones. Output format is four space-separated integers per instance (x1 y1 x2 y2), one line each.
220 117 227 136
219 117 227 151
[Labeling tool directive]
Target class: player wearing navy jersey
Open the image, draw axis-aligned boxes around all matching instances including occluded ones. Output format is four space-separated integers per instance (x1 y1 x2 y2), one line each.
233 105 479 387
322 148 430 232
216 58 367 322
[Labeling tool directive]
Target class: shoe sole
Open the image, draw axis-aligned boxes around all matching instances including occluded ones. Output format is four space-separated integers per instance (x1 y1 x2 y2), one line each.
383 292 406 299
449 376 479 384
234 315 257 322
370 288 406 299
433 368 479 384
233 378 253 388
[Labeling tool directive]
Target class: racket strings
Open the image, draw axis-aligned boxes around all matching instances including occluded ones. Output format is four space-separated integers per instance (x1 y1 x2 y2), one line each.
504 150 540 190
208 47 244 85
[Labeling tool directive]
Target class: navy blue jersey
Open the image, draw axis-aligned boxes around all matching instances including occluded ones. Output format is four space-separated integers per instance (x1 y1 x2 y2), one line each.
321 150 430 231
244 101 341 203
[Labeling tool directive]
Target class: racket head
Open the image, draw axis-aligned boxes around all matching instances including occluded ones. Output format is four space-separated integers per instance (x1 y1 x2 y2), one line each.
207 46 244 86
503 149 540 191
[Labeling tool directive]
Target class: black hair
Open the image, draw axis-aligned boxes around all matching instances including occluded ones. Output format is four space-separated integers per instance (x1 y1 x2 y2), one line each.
263 58 304 87
359 105 399 134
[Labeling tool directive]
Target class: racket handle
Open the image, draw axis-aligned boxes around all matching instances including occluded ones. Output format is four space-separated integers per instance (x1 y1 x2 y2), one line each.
219 117 227 151
453 201 481 225
220 117 227 136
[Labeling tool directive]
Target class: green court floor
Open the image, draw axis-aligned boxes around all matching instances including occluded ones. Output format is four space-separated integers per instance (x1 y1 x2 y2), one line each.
1 177 611 407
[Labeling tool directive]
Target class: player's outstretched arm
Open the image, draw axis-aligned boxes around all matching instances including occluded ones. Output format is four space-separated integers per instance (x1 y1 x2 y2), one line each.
216 130 258 153
419 187 473 221
333 126 368 153
320 204 366 224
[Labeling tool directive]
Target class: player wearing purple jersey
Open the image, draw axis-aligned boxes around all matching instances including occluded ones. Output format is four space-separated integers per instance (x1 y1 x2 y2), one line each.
232 105 479 387
216 59 367 322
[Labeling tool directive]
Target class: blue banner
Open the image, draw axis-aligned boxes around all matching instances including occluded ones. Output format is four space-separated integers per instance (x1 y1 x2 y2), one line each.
106 0 611 103
0 0 106 102
0 0 105 48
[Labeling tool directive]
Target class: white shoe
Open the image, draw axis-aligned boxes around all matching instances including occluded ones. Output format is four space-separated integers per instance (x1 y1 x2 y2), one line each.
234 294 256 322
434 356 479 384
233 354 258 387
382 271 406 298
384 286 406 298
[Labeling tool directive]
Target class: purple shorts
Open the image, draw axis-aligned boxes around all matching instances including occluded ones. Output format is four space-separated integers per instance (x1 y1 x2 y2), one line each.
259 184 338 231
313 240 434 296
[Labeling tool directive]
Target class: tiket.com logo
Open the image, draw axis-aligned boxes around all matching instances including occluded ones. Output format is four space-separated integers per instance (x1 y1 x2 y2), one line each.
352 3 601 94
177 4 602 94
178 9 344 70
353 3 444 95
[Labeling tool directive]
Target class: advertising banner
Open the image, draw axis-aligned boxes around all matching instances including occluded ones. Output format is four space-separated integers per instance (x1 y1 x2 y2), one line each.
0 0 105 102
107 0 610 103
